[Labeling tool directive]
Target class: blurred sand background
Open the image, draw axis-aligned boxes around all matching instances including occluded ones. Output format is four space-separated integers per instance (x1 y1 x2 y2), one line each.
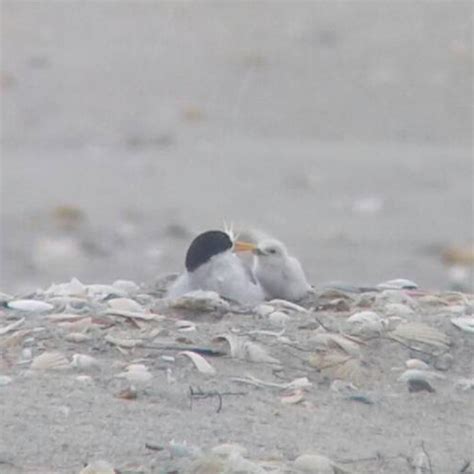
1 1 472 294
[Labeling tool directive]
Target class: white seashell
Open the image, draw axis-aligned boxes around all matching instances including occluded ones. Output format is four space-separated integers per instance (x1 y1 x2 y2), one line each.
0 317 25 335
112 279 140 294
405 359 429 370
383 303 415 318
104 309 157 321
214 334 280 364
31 351 70 370
211 443 248 459
346 311 384 337
79 460 115 474
169 290 230 312
376 278 418 290
451 316 474 333
268 311 291 326
108 297 144 313
294 453 342 473
254 304 275 317
267 299 308 313
65 332 92 343
44 278 87 297
71 354 99 370
7 300 53 312
0 375 13 386
179 351 216 375
398 369 446 383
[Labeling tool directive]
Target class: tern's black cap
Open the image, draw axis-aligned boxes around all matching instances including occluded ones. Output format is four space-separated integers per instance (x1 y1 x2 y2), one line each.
185 230 233 272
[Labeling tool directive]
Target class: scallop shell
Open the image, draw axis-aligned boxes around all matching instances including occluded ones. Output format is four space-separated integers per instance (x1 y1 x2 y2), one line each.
389 322 451 351
345 311 384 337
31 351 70 370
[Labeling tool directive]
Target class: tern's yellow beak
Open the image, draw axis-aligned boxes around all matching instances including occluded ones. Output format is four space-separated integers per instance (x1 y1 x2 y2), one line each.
233 241 257 253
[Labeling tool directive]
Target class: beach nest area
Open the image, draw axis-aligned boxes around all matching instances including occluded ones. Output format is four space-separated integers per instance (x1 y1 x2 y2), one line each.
0 277 473 474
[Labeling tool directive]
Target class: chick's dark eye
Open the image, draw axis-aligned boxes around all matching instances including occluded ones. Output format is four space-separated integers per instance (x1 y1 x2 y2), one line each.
268 249 276 254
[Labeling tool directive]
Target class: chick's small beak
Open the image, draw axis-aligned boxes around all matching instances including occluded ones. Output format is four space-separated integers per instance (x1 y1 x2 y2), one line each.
233 241 257 253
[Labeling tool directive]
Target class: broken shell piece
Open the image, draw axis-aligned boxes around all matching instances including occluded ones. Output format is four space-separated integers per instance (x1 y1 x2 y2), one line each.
79 460 115 474
65 332 92 343
76 375 94 384
44 278 87 297
294 453 347 473
0 317 25 335
451 316 474 333
405 359 430 370
108 297 144 313
179 351 216 375
71 354 100 370
7 300 53 312
214 335 280 364
267 299 308 313
169 290 230 312
86 284 127 299
281 388 305 404
47 313 87 322
31 351 70 370
345 311 384 337
117 385 138 400
175 320 197 332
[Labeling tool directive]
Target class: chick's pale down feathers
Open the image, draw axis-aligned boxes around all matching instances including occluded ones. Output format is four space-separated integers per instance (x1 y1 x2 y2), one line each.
253 239 312 301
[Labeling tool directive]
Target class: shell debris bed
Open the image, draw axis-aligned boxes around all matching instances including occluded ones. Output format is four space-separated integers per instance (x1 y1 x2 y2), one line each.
0 277 473 473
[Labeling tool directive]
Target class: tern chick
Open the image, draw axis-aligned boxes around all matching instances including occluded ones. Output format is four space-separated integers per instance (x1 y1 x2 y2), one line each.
253 238 313 301
167 230 265 305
